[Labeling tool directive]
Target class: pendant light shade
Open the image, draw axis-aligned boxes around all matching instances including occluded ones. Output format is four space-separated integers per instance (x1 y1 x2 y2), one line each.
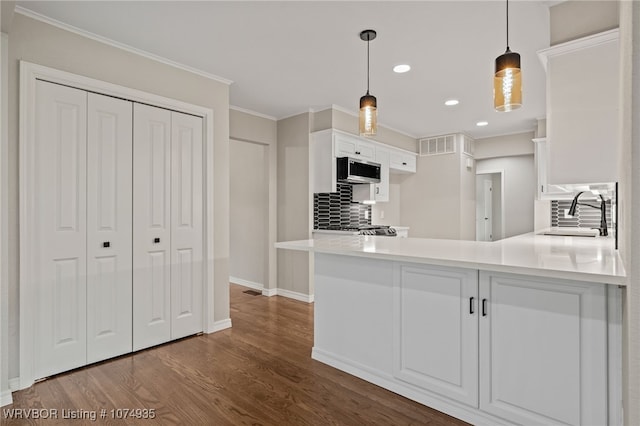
494 0 522 112
359 29 377 136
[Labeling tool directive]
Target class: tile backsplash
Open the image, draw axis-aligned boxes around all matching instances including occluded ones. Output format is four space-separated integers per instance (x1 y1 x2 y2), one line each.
551 199 613 228
314 183 372 229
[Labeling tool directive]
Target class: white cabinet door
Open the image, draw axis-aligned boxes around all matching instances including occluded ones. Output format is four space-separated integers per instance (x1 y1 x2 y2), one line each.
479 272 607 426
389 150 417 173
170 112 203 339
545 32 619 185
374 148 389 202
33 81 88 379
335 133 375 161
133 104 172 351
86 93 133 363
393 264 479 407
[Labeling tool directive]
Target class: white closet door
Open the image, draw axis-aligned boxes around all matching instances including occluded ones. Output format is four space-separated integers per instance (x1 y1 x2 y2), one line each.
34 80 88 379
86 93 133 363
170 112 203 339
133 104 172 351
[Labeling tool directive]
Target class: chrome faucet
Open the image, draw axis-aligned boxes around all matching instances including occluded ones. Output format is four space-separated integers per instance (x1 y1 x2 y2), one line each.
568 192 608 236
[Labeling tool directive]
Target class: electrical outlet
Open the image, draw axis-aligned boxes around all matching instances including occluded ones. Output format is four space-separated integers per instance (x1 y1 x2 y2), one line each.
564 208 572 218
380 210 385 219
365 210 369 220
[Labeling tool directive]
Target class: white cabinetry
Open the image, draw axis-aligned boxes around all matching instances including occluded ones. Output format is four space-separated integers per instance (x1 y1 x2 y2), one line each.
394 264 478 406
479 272 607 425
539 29 619 185
334 132 375 161
389 149 417 173
313 253 612 426
311 129 416 197
27 80 204 380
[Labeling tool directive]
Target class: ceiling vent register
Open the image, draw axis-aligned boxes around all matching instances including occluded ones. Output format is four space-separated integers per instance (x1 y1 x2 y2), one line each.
419 135 456 156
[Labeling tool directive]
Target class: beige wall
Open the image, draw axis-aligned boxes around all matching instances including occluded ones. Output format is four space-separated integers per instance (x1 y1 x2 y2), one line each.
229 108 278 291
229 140 267 286
475 131 535 160
400 152 462 239
618 1 640 424
550 1 619 46
277 113 312 295
6 14 231 379
476 155 535 239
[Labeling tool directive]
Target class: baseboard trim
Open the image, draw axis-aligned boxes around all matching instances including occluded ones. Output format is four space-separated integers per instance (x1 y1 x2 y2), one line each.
276 288 314 303
230 276 263 291
262 287 277 297
0 389 12 407
8 378 20 391
210 318 232 333
311 348 511 426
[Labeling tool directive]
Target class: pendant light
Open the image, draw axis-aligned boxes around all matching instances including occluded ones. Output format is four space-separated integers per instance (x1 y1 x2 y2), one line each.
494 0 522 112
359 29 377 136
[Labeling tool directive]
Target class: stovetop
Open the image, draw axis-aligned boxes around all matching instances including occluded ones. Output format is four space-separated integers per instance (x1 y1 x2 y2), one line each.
319 225 396 236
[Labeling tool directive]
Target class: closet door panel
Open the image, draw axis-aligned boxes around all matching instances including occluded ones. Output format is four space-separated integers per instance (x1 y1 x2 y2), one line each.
133 103 172 351
170 112 203 339
86 93 133 363
34 81 88 379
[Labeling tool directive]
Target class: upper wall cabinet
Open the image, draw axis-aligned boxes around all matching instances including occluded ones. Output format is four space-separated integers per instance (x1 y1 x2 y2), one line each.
311 129 417 195
334 132 376 161
538 29 620 186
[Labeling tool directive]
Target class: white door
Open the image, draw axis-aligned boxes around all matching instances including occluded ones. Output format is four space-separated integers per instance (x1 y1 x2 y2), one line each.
393 264 479 407
133 103 172 351
479 272 607 426
34 81 88 379
170 112 203 339
476 177 493 241
86 93 133 363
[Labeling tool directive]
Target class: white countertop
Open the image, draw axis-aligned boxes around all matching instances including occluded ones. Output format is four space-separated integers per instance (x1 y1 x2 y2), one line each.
275 230 626 285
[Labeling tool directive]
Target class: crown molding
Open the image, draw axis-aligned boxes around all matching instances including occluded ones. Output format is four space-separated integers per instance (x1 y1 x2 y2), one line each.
230 105 276 121
537 28 619 71
14 6 233 85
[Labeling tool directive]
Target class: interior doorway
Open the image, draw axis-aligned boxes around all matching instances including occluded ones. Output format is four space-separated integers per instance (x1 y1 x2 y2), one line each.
230 139 269 291
476 172 504 241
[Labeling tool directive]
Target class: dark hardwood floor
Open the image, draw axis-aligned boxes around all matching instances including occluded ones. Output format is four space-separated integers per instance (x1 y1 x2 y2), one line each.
4 284 469 425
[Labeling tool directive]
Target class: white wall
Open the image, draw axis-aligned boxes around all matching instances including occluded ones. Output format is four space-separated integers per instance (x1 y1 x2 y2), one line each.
476 155 535 238
6 13 231 380
230 140 267 287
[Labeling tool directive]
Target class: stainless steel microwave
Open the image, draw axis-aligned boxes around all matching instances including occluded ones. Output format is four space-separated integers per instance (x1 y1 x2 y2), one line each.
336 157 381 184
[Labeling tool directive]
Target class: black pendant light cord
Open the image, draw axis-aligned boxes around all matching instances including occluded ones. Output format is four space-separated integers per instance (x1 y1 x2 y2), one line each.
366 35 370 95
506 0 510 51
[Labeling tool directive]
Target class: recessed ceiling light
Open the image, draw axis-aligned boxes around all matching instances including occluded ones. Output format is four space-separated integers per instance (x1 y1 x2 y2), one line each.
444 99 459 106
476 121 489 127
393 64 411 73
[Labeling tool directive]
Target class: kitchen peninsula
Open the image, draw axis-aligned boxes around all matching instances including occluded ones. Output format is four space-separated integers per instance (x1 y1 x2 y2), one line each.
275 233 625 426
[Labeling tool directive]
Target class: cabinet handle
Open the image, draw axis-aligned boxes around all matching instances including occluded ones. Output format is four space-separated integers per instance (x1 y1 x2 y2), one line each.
402 162 407 165
469 297 475 314
482 299 488 317
102 241 110 248
154 237 160 244
355 151 361 155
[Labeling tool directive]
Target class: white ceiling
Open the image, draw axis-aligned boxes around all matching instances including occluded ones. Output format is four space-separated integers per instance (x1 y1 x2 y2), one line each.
15 1 552 139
